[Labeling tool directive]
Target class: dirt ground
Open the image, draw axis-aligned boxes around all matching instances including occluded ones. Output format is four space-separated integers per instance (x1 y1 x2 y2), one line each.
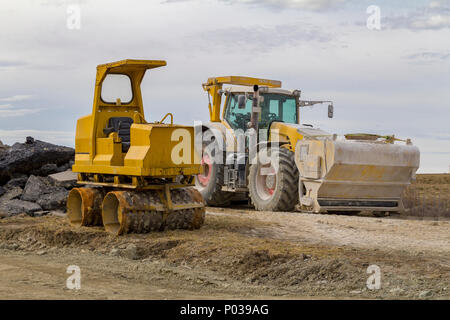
0 174 449 300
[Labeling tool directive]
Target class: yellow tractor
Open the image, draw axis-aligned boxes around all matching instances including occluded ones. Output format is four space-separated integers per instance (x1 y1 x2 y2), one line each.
195 76 420 215
67 59 205 235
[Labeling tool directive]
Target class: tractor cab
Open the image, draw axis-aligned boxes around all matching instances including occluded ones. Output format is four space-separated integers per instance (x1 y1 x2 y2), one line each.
223 87 299 131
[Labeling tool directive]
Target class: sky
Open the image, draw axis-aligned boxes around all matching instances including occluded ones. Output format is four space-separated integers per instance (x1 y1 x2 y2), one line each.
0 0 449 173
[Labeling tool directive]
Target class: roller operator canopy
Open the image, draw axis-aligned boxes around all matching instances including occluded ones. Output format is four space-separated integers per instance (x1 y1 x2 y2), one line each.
95 59 167 85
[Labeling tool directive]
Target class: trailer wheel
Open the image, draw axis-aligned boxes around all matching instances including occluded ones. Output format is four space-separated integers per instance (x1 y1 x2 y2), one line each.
248 147 299 211
195 142 232 207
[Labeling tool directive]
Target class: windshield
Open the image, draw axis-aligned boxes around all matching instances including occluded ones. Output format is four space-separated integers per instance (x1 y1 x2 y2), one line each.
224 93 298 130
101 74 133 104
260 93 297 129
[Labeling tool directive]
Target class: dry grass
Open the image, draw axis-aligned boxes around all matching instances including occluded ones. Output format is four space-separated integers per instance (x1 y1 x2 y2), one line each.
402 174 450 219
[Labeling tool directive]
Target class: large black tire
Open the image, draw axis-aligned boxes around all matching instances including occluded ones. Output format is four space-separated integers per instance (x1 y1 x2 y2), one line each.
194 143 233 207
248 147 299 211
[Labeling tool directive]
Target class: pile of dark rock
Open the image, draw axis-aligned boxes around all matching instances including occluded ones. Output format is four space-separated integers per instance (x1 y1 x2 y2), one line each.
0 137 77 218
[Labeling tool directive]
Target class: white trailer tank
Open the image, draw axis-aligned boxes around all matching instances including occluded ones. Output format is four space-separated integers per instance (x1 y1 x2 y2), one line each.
294 128 420 213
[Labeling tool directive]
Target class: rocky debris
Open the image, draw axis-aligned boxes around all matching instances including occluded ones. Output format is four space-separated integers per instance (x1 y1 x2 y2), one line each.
36 190 68 211
0 242 19 250
22 175 60 202
0 187 23 202
33 211 50 217
5 175 28 189
109 245 139 259
389 287 405 295
0 199 42 216
0 140 9 152
0 137 76 218
48 211 66 217
56 162 73 173
418 290 433 298
0 138 74 185
22 175 68 210
49 170 78 189
0 141 10 163
32 163 59 176
349 289 364 294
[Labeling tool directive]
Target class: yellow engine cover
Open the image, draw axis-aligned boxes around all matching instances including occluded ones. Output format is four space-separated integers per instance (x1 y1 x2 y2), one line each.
73 123 200 178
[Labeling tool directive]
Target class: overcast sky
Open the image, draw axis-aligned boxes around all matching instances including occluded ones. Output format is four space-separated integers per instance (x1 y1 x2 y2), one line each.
0 0 449 172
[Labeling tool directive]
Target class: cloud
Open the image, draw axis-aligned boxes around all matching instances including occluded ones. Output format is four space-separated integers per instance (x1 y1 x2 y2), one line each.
410 14 450 29
192 23 333 53
0 96 39 117
0 129 74 146
227 0 343 10
163 0 344 10
0 104 43 118
384 1 450 30
0 95 34 102
37 0 89 7
0 60 27 68
402 51 450 64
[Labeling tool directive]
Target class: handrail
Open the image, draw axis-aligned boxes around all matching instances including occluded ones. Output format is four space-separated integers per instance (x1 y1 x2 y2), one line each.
133 113 147 124
159 113 173 125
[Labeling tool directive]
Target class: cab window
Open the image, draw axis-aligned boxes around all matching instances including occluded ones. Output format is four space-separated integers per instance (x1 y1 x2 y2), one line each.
224 94 253 130
224 93 298 130
260 93 297 129
101 74 133 104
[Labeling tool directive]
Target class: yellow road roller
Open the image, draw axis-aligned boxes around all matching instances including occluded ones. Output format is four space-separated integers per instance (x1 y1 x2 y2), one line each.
67 59 205 235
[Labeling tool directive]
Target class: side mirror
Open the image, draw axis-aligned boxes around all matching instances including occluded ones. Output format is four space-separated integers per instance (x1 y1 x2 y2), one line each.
328 104 334 118
238 95 246 109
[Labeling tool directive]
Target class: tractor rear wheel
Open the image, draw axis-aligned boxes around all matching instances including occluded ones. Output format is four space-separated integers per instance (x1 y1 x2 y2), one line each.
248 147 299 211
195 143 232 207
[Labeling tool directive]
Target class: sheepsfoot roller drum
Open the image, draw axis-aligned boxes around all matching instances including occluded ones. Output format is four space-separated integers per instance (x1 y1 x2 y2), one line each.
67 59 205 234
67 187 105 227
102 187 205 235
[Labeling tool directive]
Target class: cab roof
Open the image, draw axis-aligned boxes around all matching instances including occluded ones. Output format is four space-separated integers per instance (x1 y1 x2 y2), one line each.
225 85 295 96
97 59 166 73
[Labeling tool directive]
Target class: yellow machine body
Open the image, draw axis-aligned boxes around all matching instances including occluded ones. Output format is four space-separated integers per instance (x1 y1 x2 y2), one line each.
72 59 200 186
67 60 205 235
